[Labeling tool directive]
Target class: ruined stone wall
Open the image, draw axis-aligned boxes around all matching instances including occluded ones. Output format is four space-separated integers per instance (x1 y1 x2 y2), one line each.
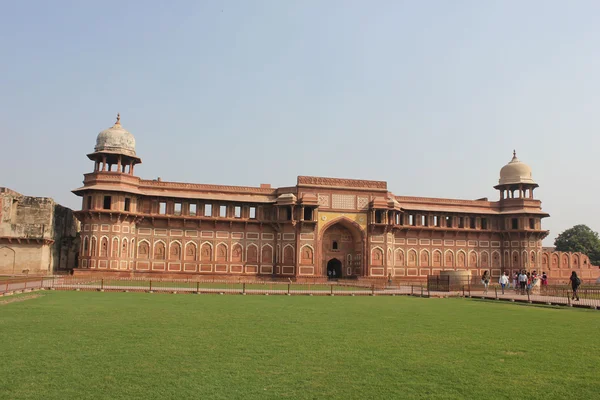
52 204 80 270
0 188 79 274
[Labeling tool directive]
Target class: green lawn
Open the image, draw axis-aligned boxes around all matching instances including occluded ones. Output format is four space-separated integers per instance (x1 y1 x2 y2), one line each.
1 292 598 399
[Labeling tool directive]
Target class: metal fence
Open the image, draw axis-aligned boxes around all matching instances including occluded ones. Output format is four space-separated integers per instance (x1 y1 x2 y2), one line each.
1 275 597 309
427 275 450 292
0 276 420 297
461 283 600 309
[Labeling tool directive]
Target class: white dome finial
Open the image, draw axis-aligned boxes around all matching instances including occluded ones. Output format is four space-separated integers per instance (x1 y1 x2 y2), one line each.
498 150 535 185
94 115 136 157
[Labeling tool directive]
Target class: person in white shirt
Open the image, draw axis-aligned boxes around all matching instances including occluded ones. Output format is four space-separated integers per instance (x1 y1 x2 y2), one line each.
518 271 528 295
499 272 509 294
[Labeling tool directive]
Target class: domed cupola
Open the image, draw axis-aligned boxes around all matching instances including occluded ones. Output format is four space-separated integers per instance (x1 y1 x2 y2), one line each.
494 150 538 200
498 150 536 185
87 114 142 175
94 113 137 157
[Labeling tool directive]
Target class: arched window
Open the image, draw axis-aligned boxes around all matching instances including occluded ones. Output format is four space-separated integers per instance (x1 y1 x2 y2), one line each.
332 241 338 250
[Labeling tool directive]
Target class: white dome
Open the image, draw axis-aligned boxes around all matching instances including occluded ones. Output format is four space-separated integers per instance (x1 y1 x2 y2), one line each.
94 114 136 157
499 151 536 185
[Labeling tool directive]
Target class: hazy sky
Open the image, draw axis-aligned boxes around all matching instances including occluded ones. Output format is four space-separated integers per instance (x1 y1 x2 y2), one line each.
1 1 599 245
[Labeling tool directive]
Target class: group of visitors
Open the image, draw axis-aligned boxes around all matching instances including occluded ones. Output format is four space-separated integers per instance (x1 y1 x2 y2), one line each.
481 270 550 295
481 270 582 300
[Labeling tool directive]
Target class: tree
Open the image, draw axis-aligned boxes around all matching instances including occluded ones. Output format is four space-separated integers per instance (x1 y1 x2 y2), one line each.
554 224 600 265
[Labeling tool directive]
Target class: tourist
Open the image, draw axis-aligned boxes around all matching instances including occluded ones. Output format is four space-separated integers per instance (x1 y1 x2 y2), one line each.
569 271 581 301
512 272 518 290
526 272 532 291
481 271 490 294
518 270 528 295
541 272 548 287
499 272 509 294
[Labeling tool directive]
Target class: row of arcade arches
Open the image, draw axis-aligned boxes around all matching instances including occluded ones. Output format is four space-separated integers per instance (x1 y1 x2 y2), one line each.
81 236 312 264
370 248 545 268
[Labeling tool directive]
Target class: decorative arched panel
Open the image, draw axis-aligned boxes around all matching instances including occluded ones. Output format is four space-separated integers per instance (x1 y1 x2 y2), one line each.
492 251 501 268
122 238 128 259
456 251 466 267
444 250 454 267
100 237 108 257
154 241 166 260
112 237 119 258
542 253 549 268
300 245 314 265
232 244 243 263
394 249 404 267
371 247 384 266
512 251 520 268
261 245 273 264
185 242 197 261
420 249 429 267
283 245 294 264
561 254 569 268
169 241 181 260
468 251 477 268
407 249 417 267
247 244 258 263
83 236 89 255
552 253 559 268
201 242 213 262
216 243 228 262
138 240 150 259
480 251 489 268
432 249 442 267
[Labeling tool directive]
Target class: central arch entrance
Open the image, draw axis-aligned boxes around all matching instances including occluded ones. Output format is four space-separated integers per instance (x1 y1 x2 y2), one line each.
320 218 365 278
327 258 342 279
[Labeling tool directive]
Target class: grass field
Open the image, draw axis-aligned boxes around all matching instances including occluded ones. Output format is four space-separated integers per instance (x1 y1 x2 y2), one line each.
1 292 599 399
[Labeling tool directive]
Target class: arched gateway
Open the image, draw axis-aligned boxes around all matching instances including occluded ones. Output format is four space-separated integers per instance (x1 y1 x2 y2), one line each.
320 218 365 278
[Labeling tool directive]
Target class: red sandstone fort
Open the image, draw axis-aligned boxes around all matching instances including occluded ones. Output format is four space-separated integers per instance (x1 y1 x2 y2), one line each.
20 115 598 282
